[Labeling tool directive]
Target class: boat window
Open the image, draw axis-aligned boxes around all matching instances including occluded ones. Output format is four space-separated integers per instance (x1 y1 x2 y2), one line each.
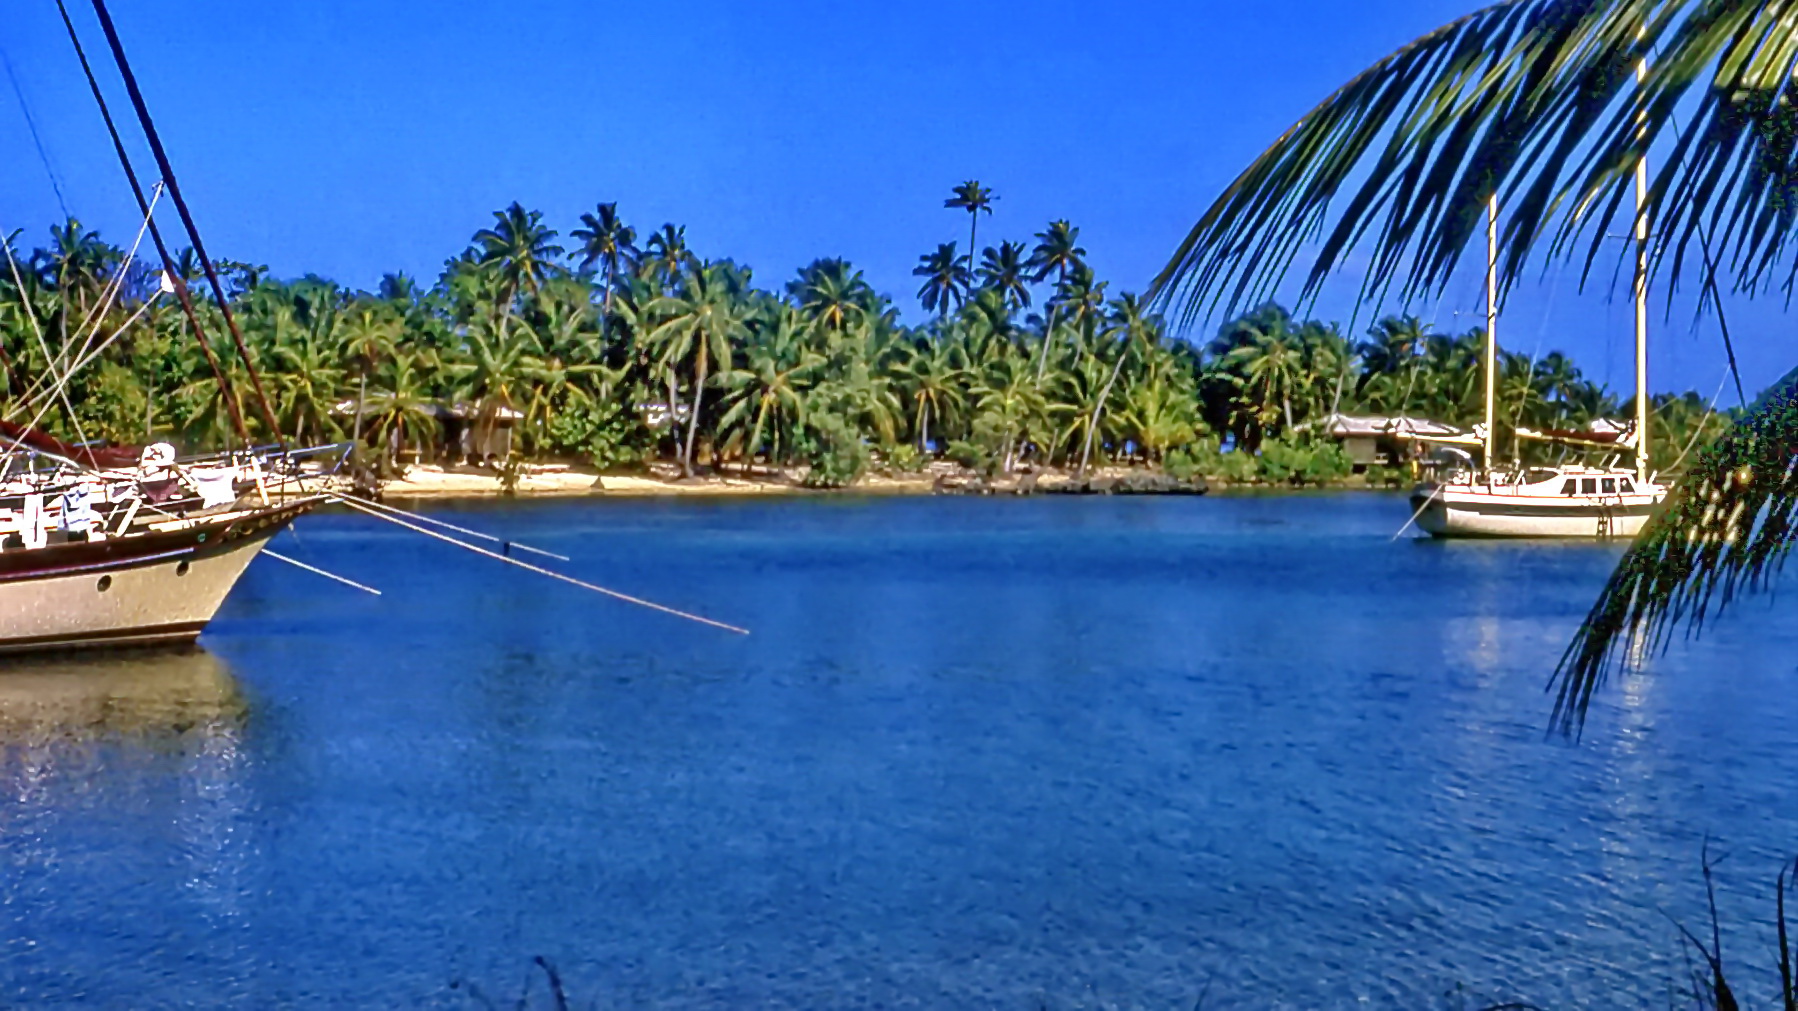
1601 478 1617 493
1560 480 1578 496
1581 478 1598 494
1620 479 1634 493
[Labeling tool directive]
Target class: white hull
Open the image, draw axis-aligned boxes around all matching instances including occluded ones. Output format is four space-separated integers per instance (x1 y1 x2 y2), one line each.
0 535 270 653
0 499 315 653
1411 471 1664 539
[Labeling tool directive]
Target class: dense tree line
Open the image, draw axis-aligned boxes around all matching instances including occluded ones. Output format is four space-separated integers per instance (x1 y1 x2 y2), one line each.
0 186 1727 486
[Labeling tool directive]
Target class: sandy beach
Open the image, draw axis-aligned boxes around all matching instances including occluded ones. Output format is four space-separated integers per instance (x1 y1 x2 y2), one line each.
375 462 941 499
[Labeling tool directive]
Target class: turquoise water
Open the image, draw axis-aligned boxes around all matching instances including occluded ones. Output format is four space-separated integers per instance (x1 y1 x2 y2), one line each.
3 493 1797 1008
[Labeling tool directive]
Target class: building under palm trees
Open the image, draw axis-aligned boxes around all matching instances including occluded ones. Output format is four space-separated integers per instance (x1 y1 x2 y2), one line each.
1304 413 1465 470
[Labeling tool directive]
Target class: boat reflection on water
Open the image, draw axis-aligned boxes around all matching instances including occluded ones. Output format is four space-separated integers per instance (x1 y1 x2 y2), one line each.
0 647 261 980
0 647 246 745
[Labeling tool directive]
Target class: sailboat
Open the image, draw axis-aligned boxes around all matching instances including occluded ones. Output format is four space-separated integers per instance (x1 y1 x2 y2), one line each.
1409 132 1670 538
0 1 338 652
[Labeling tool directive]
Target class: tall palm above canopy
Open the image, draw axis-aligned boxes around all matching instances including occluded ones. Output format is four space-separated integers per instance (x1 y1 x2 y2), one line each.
571 202 639 337
913 242 971 318
472 202 564 314
944 181 995 280
1028 220 1088 381
1140 0 1798 729
977 241 1033 314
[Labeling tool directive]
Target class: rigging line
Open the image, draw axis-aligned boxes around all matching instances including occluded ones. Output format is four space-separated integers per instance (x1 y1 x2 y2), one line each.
85 0 286 449
1391 484 1439 542
17 291 162 437
53 0 248 447
0 44 70 219
58 180 161 367
330 494 750 635
0 220 90 447
336 493 571 561
13 184 166 421
263 549 382 596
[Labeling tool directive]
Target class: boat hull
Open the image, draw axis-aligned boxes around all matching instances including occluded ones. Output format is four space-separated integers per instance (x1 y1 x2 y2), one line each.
0 498 317 654
1410 486 1659 539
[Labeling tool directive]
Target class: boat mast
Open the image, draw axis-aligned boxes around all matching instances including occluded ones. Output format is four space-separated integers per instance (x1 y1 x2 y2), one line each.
1633 35 1651 483
1483 193 1498 471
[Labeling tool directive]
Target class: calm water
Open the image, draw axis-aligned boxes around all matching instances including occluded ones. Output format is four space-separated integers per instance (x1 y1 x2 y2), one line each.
2 493 1797 1008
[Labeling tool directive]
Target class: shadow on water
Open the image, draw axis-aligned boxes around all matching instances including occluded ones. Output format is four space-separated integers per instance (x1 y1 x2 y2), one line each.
0 647 246 744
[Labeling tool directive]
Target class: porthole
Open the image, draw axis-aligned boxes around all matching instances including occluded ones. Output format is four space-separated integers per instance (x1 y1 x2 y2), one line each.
96 575 112 592
176 560 191 577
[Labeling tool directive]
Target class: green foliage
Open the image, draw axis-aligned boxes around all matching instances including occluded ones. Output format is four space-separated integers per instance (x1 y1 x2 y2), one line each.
882 443 925 473
799 411 868 489
0 204 1726 499
1258 438 1353 486
1162 447 1199 482
946 413 1011 479
545 400 651 471
1362 463 1410 489
1169 437 1258 484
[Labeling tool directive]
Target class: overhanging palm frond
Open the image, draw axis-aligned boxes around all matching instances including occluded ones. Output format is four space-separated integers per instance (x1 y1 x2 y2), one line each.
1553 367 1798 733
1149 0 1798 329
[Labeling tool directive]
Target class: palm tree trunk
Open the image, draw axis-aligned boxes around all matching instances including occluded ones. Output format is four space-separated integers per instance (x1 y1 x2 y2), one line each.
664 370 683 469
968 217 979 289
682 346 708 477
602 261 615 342
1033 265 1067 384
745 399 770 477
351 373 367 463
1080 349 1130 478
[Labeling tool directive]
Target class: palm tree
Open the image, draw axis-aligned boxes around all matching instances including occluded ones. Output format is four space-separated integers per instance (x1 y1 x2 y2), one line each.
944 181 995 280
716 306 818 472
1028 220 1087 380
891 337 965 454
969 355 1046 473
364 350 443 466
643 224 694 290
977 242 1032 314
645 262 750 475
571 202 638 338
443 314 544 459
1077 294 1160 476
789 258 876 335
471 203 564 314
913 243 970 318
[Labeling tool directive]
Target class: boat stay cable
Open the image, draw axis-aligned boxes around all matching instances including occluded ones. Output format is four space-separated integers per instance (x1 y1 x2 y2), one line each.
330 494 750 635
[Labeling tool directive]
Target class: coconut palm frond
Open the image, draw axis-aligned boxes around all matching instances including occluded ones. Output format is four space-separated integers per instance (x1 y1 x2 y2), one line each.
1553 366 1798 734
1150 0 1798 329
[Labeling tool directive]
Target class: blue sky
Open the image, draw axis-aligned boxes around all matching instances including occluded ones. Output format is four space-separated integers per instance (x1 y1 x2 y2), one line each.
1 0 1784 401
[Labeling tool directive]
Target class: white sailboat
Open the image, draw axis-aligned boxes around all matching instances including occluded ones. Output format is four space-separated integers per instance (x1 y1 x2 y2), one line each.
1409 124 1669 538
